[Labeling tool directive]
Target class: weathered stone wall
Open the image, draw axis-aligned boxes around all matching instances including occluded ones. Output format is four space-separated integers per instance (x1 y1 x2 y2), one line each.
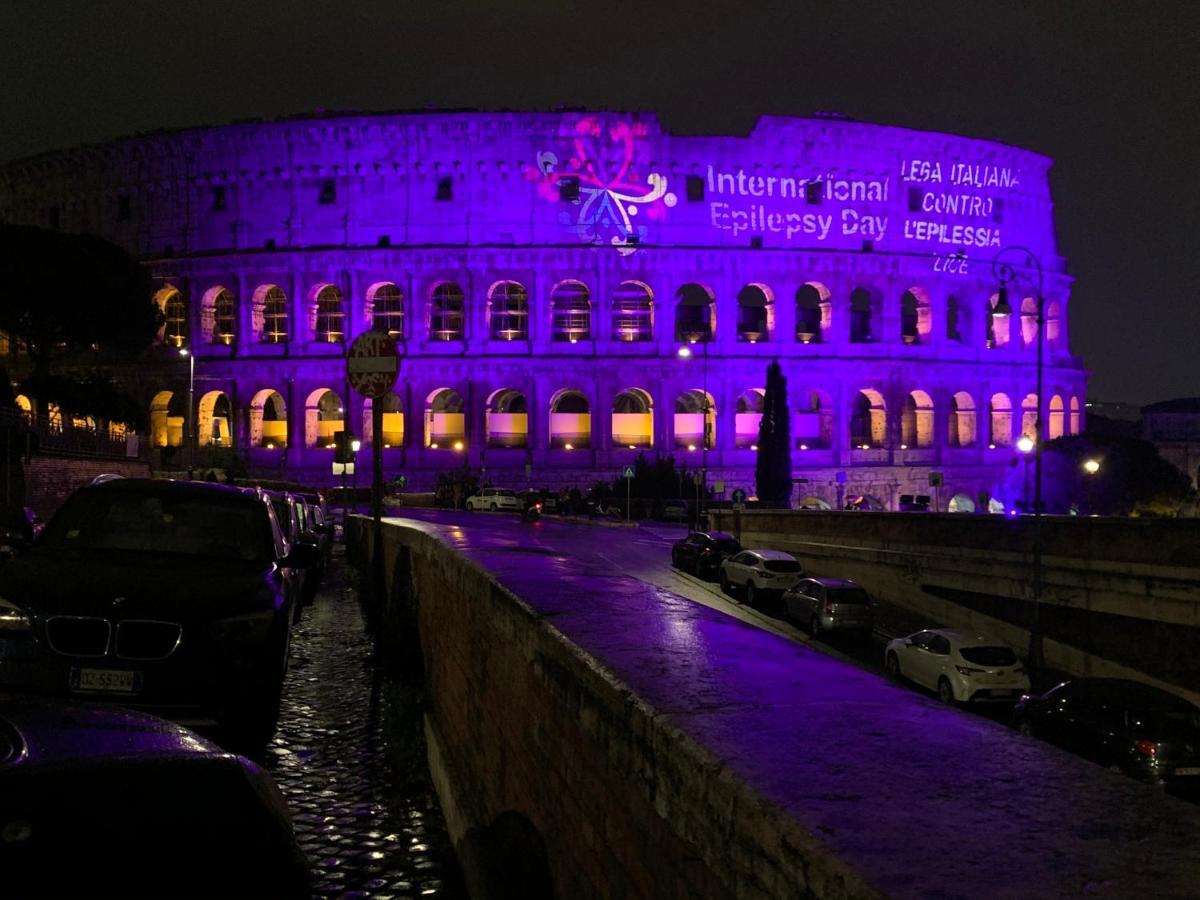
711 509 1200 701
24 456 152 517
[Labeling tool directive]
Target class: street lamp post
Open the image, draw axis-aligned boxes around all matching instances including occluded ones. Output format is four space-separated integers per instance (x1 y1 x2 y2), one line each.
678 334 711 529
179 348 195 475
992 246 1046 677
1017 435 1035 510
1083 457 1101 514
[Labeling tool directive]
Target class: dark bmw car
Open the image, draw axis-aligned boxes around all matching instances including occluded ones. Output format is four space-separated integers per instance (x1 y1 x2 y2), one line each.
0 479 318 742
0 694 309 897
671 531 742 579
1014 678 1200 796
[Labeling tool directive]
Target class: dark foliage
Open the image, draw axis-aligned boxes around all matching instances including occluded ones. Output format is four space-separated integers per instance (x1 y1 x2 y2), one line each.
1042 434 1193 515
755 360 792 506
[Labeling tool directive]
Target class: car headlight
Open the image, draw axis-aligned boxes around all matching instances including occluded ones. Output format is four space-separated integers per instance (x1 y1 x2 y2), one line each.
0 597 31 636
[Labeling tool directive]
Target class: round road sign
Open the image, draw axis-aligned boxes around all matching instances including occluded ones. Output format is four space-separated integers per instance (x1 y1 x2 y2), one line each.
347 330 400 398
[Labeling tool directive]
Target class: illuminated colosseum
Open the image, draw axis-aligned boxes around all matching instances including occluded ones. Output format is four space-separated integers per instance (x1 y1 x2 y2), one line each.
0 111 1087 509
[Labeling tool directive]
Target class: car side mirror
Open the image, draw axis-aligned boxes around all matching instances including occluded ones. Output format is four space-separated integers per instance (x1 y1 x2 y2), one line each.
299 529 321 546
281 543 321 570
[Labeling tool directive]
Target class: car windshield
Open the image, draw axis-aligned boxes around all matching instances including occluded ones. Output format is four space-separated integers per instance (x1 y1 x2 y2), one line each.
959 646 1018 667
495 490 516 498
827 588 870 604
715 539 741 554
42 489 275 563
764 560 801 573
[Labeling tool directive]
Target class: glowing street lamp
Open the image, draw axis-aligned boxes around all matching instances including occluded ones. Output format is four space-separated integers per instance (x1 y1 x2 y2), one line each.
1017 435 1035 513
1082 458 1100 475
1083 458 1101 515
178 347 194 472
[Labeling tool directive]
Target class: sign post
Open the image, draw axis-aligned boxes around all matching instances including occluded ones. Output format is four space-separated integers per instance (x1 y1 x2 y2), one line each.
623 465 634 521
347 329 400 605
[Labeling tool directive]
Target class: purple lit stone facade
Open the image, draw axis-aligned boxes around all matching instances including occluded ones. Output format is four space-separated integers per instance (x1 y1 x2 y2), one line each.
0 112 1087 506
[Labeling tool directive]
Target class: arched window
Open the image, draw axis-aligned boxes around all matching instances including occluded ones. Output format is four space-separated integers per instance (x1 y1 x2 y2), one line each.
549 390 590 449
1020 297 1039 347
486 389 528 448
212 290 236 346
488 281 529 340
1021 393 1039 442
430 283 465 341
948 392 977 448
313 285 345 343
736 284 773 343
363 392 405 447
674 283 714 343
368 283 405 338
795 389 833 449
425 388 465 448
1049 395 1065 439
612 281 653 342
162 290 187 348
551 281 591 342
987 293 1011 348
256 285 289 344
150 390 184 448
795 283 831 343
849 288 878 343
1069 396 1081 435
989 393 1013 447
901 390 934 448
250 389 287 448
735 388 764 449
305 389 344 448
1045 302 1062 346
612 388 653 449
946 295 966 344
197 391 232 447
674 389 715 450
901 288 932 345
13 394 31 421
850 390 886 448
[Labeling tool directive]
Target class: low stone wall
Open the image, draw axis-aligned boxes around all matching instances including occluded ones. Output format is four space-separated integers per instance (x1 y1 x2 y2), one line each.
352 515 1200 899
711 509 1200 702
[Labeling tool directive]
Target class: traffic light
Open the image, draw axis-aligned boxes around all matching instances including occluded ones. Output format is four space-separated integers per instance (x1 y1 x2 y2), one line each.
334 430 356 464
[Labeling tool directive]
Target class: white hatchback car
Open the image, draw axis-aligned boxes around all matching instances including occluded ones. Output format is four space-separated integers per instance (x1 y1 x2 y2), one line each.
719 550 805 605
884 629 1030 705
465 488 521 512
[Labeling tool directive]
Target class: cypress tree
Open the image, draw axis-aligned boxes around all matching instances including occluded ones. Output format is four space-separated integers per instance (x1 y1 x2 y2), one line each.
755 360 792 506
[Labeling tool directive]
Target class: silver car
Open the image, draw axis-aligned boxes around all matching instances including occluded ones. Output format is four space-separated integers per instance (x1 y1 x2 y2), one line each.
783 577 874 639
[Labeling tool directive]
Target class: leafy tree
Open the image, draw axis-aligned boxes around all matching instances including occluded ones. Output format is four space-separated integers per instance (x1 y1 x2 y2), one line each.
0 225 159 412
755 360 792 506
1041 434 1193 516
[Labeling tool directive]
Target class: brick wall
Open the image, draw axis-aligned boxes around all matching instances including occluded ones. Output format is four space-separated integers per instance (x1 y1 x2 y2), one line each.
24 457 152 518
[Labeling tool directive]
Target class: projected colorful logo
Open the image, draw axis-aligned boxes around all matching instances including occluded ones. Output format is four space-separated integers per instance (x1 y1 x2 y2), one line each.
526 117 676 254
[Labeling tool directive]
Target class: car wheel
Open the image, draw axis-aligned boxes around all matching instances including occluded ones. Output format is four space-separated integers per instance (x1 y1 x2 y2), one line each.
810 615 822 638
937 677 957 706
885 652 901 680
746 584 757 607
719 574 731 595
489 503 498 512
1015 719 1036 738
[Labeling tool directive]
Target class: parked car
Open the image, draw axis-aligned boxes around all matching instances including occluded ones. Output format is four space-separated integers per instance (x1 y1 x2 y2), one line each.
670 531 742 579
465 487 521 512
0 479 319 743
884 629 1029 705
0 694 309 897
266 490 325 608
661 499 689 522
783 577 874 638
719 550 804 605
1013 678 1200 794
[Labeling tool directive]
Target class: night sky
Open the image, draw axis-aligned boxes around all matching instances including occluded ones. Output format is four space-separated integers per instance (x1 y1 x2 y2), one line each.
1 1 1195 404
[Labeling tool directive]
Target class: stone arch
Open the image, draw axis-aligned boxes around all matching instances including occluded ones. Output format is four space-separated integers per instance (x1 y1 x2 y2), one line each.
14 394 31 420
948 493 977 513
795 282 831 343
612 388 653 449
901 390 934 448
989 393 1013 447
200 286 236 346
250 389 288 448
674 388 716 450
155 286 187 348
430 282 465 341
795 388 833 449
948 391 977 448
850 389 886 447
1045 301 1062 346
735 284 773 343
849 287 880 343
987 292 1011 348
197 390 232 447
549 389 590 449
254 284 289 344
735 388 764 449
304 388 344 448
486 388 529 448
488 280 529 341
1020 297 1039 347
674 283 715 343
363 392 405 447
1048 394 1065 440
150 389 183 448
425 387 465 449
551 280 591 342
901 287 932 344
1070 396 1082 435
612 281 653 342
311 283 345 343
367 282 405 338
1021 393 1039 441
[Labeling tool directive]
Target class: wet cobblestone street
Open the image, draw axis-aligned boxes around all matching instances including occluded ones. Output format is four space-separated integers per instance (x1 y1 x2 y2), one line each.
263 547 464 899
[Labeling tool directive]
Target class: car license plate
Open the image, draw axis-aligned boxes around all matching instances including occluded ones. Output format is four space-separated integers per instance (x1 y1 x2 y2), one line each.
70 667 143 694
1175 767 1200 776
